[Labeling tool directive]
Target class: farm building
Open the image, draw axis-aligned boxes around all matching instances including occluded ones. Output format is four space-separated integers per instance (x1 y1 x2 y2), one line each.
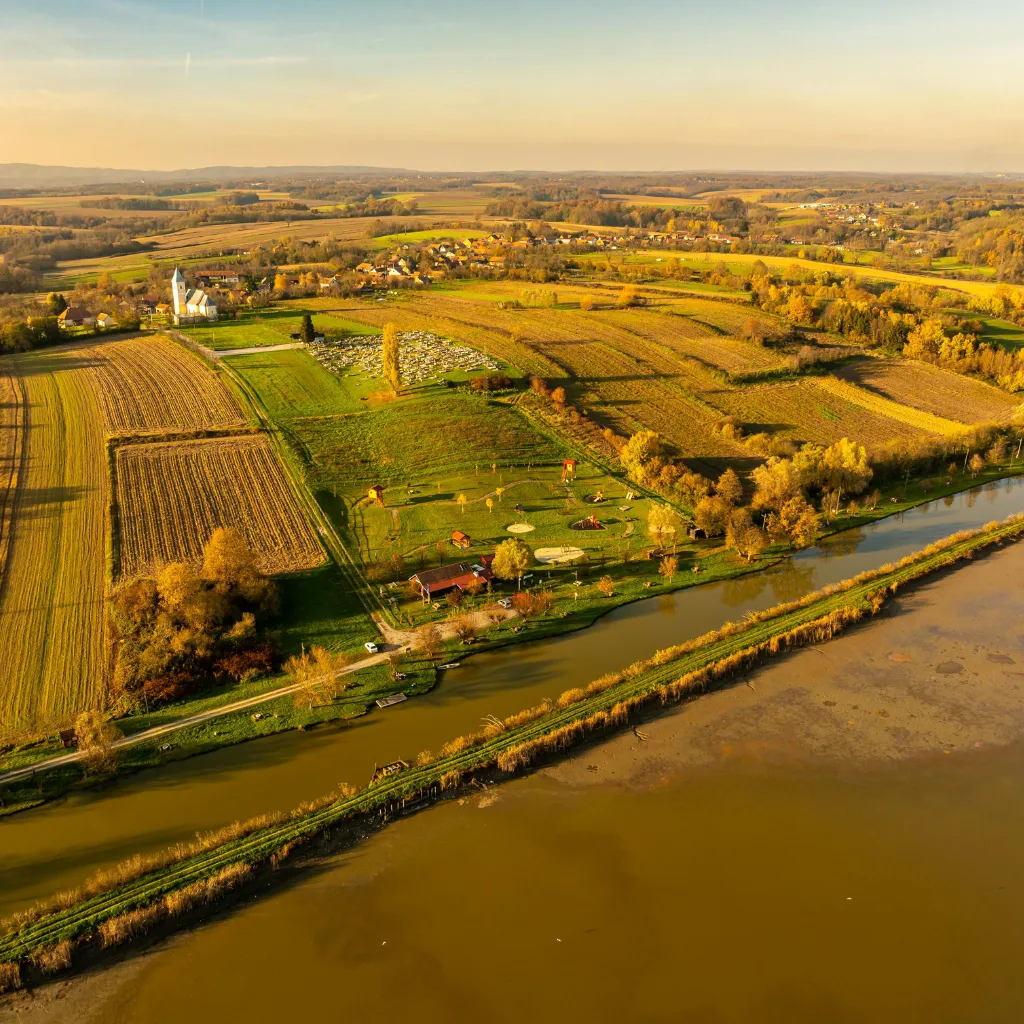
96 313 116 329
171 267 218 324
451 530 471 549
409 559 493 602
57 306 95 328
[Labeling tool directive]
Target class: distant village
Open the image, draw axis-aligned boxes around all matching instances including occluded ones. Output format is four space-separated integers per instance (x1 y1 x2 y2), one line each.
42 203 906 333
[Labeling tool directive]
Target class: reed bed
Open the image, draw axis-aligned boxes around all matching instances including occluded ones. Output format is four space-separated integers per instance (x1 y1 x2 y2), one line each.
2 513 1022 991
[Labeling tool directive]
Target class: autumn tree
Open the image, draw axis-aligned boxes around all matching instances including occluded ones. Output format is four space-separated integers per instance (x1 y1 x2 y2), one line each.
382 321 402 393
795 438 872 495
619 429 662 482
726 508 765 562
287 645 351 710
597 575 615 596
75 710 122 774
456 493 468 514
202 527 257 586
486 497 495 514
658 555 678 582
969 452 985 477
647 503 680 545
693 495 731 536
492 537 533 586
551 386 567 405
418 623 442 659
616 284 639 308
751 456 802 511
764 496 820 548
715 467 743 507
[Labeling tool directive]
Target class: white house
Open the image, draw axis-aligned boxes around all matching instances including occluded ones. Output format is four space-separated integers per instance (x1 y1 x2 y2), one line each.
96 312 116 329
171 267 218 324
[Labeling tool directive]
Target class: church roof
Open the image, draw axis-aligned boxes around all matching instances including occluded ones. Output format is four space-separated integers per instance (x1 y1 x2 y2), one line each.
185 288 215 309
171 267 185 284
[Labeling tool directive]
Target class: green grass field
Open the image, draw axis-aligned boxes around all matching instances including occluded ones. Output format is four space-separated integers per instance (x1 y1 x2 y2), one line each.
224 349 367 416
290 391 565 495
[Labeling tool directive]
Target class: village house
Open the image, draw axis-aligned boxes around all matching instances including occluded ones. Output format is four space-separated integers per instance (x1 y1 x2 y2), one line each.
197 270 240 287
95 312 116 329
57 306 95 328
408 559 494 603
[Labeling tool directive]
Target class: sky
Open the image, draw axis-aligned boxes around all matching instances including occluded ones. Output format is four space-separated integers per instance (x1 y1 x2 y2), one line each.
1 0 1023 173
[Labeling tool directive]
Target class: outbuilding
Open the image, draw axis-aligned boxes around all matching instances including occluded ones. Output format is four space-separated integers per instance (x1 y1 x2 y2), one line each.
408 561 493 602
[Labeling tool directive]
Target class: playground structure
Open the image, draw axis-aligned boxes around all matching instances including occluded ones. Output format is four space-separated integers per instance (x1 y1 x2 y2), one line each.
560 459 577 483
368 484 386 507
570 513 605 531
583 490 605 504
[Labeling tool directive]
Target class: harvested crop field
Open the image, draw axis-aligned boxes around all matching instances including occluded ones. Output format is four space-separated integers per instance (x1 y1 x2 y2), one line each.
0 368 24 584
838 358 1020 425
815 376 965 436
715 378 940 448
115 435 324 579
79 334 246 433
0 350 109 729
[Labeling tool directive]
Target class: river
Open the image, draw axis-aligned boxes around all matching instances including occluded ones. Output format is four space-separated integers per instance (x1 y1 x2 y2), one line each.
2 478 1022 925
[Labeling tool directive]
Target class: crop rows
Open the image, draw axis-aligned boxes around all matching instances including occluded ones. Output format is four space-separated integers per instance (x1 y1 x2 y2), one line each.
838 358 1020 426
115 435 325 579
81 334 246 433
0 367 24 595
528 335 744 458
815 376 966 436
4 516 1021 974
714 378 939 448
602 307 783 374
0 352 109 729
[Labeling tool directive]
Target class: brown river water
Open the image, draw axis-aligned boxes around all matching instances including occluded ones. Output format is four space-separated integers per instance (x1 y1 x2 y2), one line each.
3 479 1024 1022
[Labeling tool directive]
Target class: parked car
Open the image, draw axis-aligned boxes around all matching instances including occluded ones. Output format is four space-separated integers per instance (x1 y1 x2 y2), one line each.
497 598 512 609
364 641 379 654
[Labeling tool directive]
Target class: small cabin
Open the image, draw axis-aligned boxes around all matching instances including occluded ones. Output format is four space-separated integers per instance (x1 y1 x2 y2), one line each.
451 530 471 549
368 484 385 506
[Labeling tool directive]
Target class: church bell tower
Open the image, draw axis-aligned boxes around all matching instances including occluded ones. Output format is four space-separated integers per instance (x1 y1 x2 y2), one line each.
171 267 187 318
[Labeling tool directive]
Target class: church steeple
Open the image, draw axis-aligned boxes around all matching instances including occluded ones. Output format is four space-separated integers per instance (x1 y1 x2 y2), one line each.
171 267 186 317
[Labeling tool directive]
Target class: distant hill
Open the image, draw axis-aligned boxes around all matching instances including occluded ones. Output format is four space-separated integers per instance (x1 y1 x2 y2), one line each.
0 163 414 189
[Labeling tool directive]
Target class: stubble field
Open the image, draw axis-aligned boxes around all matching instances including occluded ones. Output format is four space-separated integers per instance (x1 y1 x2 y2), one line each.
838 358 1020 425
115 435 324 579
0 349 109 729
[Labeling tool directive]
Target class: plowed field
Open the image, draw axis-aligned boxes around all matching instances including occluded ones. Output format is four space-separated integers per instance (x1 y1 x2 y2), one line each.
115 435 324 579
838 358 1020 425
81 334 245 433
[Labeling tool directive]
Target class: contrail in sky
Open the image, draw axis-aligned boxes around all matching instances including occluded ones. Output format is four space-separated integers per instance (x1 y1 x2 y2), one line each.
185 52 191 77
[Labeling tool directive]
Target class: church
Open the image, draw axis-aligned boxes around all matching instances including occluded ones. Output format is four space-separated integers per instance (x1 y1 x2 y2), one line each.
170 267 218 324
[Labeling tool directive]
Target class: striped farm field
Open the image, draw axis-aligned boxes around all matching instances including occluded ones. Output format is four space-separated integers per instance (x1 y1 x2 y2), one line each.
838 358 1021 425
715 378 940 448
0 349 109 730
0 369 24 590
115 435 324 579
815 376 966 436
80 334 246 433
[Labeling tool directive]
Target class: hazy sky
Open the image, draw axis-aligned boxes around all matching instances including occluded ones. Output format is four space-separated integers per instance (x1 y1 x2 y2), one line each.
2 0 1023 172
